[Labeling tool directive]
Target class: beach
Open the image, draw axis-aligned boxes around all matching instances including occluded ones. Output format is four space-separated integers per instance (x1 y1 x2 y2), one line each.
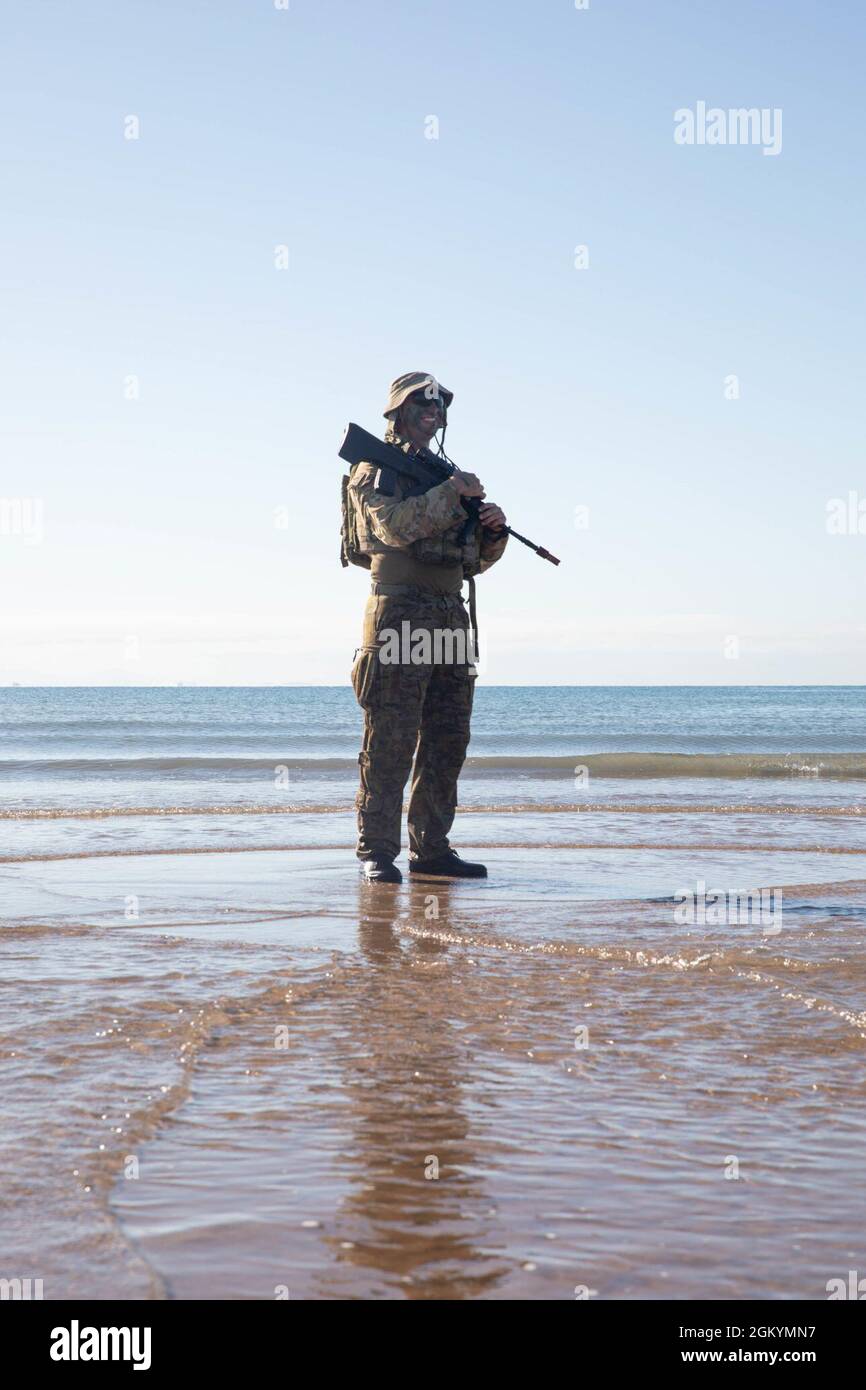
2 686 865 1300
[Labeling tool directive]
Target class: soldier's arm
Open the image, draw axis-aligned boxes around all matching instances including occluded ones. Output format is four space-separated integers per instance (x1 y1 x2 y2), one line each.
478 528 509 573
351 462 467 547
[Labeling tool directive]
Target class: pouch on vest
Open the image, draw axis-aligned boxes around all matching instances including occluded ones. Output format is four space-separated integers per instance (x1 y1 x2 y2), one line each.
340 469 372 569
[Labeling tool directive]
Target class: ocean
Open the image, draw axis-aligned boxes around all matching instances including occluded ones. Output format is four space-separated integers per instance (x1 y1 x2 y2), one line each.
2 685 865 1299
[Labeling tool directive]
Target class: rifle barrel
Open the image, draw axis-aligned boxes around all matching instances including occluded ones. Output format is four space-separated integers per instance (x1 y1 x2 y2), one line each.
461 499 560 565
503 525 560 565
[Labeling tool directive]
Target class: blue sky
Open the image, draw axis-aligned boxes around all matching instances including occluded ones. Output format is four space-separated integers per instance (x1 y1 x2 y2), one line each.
2 0 864 684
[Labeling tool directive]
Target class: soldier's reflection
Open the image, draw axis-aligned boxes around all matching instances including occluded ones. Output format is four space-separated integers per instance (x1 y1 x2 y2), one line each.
322 878 508 1298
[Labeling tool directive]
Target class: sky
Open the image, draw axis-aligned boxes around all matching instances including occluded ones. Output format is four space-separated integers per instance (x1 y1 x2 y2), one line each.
1 0 864 685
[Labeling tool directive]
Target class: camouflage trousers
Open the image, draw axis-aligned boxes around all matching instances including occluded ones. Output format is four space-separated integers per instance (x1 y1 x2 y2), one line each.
351 586 477 862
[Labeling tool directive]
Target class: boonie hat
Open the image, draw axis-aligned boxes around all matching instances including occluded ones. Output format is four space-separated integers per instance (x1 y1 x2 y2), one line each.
383 371 454 418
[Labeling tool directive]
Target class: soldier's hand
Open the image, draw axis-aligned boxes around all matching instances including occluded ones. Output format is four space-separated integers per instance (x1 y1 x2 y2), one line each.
450 470 486 499
478 502 507 531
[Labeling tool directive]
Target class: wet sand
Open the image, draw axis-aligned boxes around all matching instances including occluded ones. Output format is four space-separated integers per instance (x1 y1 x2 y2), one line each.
4 841 866 1300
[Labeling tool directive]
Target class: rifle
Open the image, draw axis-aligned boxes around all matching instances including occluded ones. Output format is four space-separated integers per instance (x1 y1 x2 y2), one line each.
338 422 560 565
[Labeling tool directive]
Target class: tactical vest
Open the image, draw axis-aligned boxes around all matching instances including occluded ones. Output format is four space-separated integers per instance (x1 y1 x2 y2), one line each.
341 449 484 574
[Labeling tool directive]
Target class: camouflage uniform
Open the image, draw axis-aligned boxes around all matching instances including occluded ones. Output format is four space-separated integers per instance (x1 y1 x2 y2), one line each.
348 399 507 863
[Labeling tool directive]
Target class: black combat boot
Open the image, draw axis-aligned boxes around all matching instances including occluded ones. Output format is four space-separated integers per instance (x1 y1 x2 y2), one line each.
360 857 403 884
409 849 487 879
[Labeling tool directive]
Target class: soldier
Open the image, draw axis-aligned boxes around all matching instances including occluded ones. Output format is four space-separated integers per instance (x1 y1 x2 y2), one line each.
347 372 508 883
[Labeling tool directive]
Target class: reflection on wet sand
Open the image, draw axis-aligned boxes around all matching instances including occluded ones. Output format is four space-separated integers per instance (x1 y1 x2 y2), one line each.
318 880 510 1298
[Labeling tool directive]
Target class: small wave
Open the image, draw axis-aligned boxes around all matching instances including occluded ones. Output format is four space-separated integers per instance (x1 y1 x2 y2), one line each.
0 756 356 773
5 841 866 867
3 751 866 778
2 800 864 821
475 753 866 779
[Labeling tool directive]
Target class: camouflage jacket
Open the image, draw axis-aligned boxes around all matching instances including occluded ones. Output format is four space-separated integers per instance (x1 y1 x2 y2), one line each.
347 435 509 576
